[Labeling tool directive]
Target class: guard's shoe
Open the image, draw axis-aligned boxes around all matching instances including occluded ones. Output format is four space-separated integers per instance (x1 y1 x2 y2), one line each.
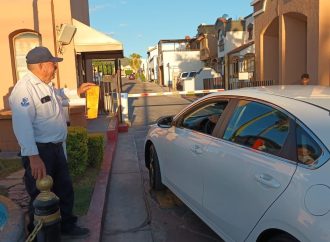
61 225 90 239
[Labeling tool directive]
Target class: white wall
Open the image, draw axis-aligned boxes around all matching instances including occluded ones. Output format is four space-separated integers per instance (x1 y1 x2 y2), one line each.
239 44 255 56
162 51 203 86
147 46 158 81
140 58 147 77
218 31 245 58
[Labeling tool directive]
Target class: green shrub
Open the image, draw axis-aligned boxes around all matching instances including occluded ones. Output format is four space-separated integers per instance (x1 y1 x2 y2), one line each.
87 133 104 167
125 69 133 76
135 72 146 82
140 73 146 82
67 126 88 177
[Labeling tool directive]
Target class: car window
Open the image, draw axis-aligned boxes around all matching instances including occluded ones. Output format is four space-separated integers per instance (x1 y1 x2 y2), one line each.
189 71 197 77
181 101 228 135
181 72 188 78
296 125 322 166
223 100 290 156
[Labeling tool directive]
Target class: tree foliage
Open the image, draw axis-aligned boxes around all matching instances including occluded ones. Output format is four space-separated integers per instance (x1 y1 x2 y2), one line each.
129 53 142 73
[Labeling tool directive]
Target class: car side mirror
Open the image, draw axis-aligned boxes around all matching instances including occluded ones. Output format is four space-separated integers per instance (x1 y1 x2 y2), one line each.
157 116 173 128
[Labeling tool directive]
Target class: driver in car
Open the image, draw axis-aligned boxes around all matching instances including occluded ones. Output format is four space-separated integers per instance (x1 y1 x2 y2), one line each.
205 114 220 134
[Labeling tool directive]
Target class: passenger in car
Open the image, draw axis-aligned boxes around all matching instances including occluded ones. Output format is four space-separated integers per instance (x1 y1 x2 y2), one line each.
297 144 315 165
300 73 310 85
252 138 266 151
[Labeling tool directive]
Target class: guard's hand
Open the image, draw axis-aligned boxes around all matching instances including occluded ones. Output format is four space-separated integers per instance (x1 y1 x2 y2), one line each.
29 155 46 180
77 82 96 96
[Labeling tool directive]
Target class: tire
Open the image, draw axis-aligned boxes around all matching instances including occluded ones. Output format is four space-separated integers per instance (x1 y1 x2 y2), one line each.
267 233 299 242
149 144 165 191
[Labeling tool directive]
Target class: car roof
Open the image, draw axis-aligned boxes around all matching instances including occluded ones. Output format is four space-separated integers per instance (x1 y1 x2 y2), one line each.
216 85 330 111
204 85 330 148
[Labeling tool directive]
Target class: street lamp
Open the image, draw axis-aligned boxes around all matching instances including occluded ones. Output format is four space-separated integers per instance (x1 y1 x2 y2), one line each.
167 62 171 91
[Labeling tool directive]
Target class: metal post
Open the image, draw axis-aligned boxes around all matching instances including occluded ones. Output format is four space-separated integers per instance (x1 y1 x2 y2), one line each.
33 176 61 242
115 59 123 123
225 55 229 90
167 63 171 91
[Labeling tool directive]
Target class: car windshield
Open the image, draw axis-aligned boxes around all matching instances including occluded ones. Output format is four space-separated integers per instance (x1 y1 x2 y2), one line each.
181 72 188 78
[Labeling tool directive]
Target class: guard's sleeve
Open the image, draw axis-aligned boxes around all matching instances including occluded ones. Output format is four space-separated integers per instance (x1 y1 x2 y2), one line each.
55 88 80 106
9 85 38 156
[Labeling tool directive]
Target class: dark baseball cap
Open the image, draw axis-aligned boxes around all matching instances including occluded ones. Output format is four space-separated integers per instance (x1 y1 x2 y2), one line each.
26 46 63 64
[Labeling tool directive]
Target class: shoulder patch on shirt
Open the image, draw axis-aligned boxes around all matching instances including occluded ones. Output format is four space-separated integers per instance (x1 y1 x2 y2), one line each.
21 97 30 107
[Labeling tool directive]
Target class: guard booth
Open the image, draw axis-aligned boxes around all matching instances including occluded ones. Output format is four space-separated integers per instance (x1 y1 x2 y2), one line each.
72 19 124 123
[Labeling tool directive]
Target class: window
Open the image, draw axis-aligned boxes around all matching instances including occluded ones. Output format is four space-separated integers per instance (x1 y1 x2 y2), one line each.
296 125 322 166
230 59 239 78
223 100 290 156
13 32 40 81
181 101 228 135
247 23 254 40
219 39 224 52
242 55 255 73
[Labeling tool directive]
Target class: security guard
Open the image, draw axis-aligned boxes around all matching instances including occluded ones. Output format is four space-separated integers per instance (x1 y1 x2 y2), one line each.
9 46 94 238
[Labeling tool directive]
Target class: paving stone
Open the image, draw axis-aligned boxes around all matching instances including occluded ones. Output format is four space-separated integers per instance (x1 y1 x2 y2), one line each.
0 179 23 189
6 170 24 179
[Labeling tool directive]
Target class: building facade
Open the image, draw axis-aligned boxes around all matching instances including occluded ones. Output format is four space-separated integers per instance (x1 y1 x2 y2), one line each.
215 16 256 88
147 46 158 82
196 24 218 70
0 0 123 151
157 38 203 87
252 0 330 85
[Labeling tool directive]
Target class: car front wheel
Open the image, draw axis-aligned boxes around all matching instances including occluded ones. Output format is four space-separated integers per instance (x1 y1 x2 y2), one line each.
149 144 165 191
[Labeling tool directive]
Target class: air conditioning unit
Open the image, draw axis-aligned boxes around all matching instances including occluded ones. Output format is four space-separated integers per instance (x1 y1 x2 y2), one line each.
57 24 76 45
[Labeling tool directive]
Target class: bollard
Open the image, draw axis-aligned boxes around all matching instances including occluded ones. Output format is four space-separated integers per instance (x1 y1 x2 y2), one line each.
33 175 61 242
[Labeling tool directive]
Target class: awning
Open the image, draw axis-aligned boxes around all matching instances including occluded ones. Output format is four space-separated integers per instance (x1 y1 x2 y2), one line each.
72 18 123 53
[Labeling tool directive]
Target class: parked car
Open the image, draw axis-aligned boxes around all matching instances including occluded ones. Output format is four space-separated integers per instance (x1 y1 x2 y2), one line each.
145 85 330 242
184 67 221 91
128 73 135 80
176 71 197 90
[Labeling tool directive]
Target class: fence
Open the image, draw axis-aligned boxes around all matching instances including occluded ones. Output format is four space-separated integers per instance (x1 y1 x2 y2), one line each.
229 79 276 89
203 77 225 89
99 74 116 114
204 78 276 90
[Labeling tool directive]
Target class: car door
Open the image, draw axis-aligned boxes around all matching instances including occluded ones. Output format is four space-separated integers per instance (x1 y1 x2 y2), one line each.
202 99 297 241
162 99 229 209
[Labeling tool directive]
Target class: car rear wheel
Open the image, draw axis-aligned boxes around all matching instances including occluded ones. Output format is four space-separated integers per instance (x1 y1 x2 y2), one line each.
267 233 299 242
149 144 165 191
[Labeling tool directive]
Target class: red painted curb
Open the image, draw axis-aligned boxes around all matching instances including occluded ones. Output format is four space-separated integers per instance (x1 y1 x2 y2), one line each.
84 117 119 242
118 123 129 133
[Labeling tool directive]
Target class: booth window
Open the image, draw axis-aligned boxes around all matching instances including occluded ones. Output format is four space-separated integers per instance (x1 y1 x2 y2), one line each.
12 32 40 81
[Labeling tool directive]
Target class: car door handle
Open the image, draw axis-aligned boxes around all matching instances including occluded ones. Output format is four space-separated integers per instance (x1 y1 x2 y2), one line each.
255 174 280 188
190 145 203 155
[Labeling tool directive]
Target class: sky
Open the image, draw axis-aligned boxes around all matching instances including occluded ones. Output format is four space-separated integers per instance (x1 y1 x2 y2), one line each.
88 0 253 59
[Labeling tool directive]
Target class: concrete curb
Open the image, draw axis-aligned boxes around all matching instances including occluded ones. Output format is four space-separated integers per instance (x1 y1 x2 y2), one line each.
85 114 128 242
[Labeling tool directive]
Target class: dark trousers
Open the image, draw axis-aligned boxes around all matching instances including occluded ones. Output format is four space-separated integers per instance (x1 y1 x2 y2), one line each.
22 142 77 232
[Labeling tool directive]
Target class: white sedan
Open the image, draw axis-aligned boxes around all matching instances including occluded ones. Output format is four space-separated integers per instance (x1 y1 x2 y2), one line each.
144 85 330 242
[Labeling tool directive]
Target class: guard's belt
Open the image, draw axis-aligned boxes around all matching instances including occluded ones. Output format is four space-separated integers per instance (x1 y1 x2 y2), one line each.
36 142 63 148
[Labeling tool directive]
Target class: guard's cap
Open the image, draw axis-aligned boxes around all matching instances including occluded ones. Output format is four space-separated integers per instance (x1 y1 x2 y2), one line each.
26 46 63 64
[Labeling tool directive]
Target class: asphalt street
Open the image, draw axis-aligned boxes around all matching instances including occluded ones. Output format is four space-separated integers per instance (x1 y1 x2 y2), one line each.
101 78 223 242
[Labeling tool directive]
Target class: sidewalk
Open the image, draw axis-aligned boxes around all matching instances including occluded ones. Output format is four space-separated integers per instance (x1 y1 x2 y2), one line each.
101 130 153 242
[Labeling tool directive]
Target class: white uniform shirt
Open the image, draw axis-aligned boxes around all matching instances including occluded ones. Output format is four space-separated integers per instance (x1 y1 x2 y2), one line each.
9 71 68 156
